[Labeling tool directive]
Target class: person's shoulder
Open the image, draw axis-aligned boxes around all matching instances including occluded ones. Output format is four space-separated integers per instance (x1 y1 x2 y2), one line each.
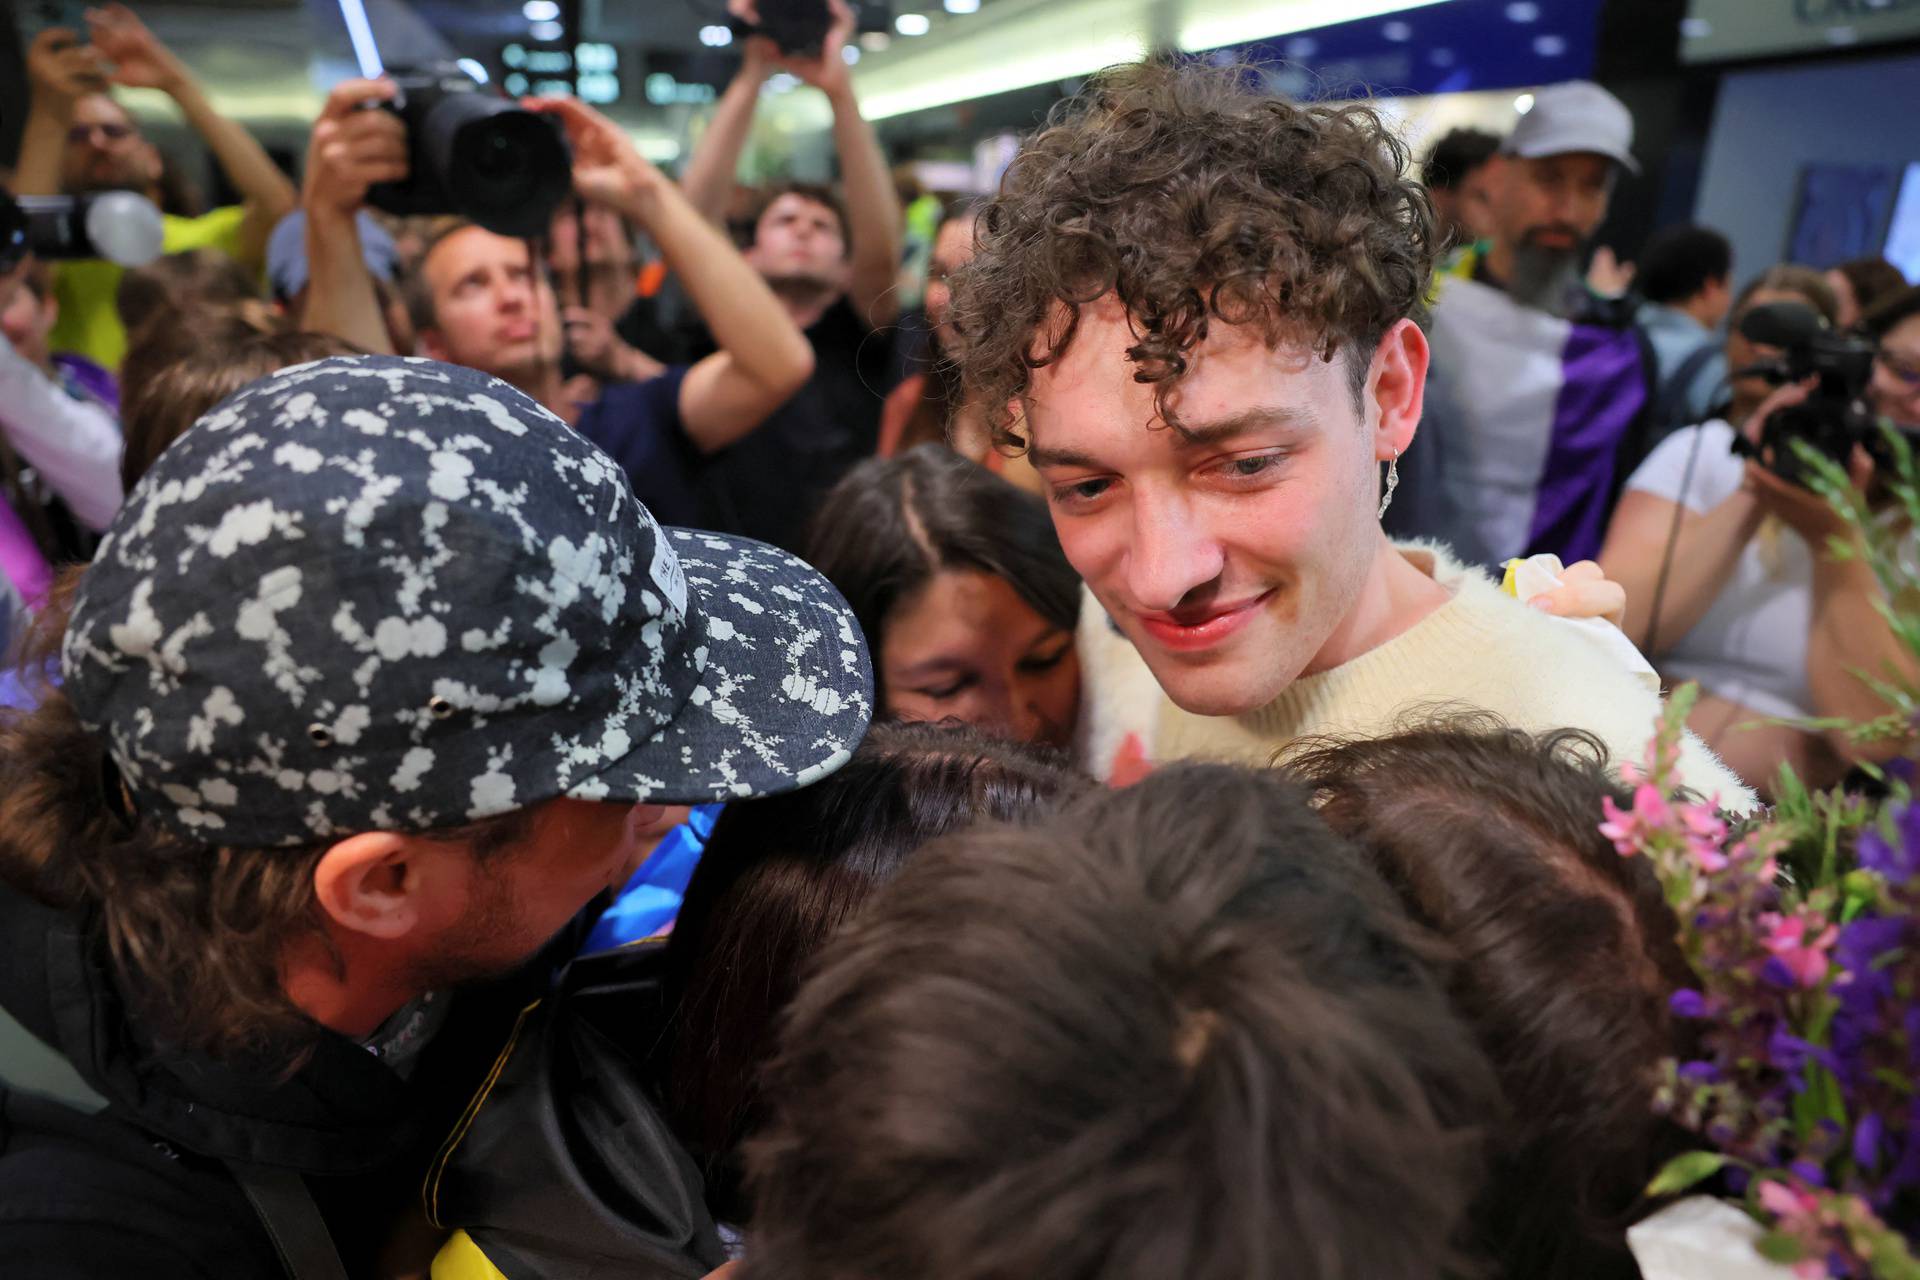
161 205 248 253
0 1098 278 1277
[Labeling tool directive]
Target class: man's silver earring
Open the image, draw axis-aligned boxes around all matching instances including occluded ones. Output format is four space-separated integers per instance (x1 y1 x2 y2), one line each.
1378 450 1400 520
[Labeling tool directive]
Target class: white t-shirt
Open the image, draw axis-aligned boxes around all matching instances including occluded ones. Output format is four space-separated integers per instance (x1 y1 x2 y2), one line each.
1624 421 1814 720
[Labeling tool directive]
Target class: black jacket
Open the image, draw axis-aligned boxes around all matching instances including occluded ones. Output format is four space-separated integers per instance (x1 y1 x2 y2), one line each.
0 883 584 1278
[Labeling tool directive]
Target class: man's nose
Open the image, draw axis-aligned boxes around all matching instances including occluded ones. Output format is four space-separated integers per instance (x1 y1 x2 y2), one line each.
1125 492 1225 614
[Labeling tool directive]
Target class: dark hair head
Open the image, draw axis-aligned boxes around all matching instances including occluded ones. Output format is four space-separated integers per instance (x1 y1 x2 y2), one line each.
1834 256 1909 318
804 445 1080 671
659 721 1091 1224
747 181 850 254
951 58 1436 447
1732 263 1840 327
1421 126 1502 191
1636 224 1732 306
1863 283 1920 342
743 763 1497 1280
0 574 528 1061
1280 717 1698 1279
118 316 362 491
115 248 262 345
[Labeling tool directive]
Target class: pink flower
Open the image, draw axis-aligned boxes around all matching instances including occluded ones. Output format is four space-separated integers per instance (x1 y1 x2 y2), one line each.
1761 914 1839 989
1758 1179 1820 1220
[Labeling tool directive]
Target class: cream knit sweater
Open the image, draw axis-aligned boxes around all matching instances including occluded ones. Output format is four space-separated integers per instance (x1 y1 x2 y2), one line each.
1075 543 1757 813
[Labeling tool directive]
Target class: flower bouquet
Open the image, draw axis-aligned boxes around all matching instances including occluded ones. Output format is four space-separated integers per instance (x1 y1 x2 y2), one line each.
1610 435 1920 1278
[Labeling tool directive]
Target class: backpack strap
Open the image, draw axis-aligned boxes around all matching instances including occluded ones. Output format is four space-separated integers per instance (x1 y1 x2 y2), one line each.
1654 340 1723 432
228 1160 350 1280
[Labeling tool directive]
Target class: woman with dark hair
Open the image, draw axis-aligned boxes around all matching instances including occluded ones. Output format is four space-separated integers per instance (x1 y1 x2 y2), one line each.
1282 717 1701 1280
424 722 1090 1277
806 444 1083 749
1598 265 1882 792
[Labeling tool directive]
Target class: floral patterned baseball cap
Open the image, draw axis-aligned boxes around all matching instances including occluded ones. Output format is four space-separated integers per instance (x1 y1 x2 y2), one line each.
63 355 873 847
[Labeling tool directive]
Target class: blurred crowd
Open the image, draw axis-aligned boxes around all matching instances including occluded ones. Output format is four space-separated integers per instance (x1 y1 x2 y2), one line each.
0 5 1916 1280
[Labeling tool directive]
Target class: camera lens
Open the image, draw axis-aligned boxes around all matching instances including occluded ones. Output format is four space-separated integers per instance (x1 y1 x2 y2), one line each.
441 106 571 239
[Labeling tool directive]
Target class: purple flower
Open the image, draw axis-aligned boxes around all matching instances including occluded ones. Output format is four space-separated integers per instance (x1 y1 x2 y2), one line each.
1669 988 1711 1019
1678 1059 1721 1084
1859 802 1920 884
1853 1111 1885 1170
1789 1159 1828 1187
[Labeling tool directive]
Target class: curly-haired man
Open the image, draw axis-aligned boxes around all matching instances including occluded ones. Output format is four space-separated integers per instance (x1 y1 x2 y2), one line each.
949 60 1750 809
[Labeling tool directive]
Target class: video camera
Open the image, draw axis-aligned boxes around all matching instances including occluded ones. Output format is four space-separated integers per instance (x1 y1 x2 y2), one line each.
366 64 572 240
1731 300 1912 487
1 188 165 273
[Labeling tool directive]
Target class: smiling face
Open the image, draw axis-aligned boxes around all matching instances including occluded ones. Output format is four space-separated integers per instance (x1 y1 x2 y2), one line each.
880 568 1080 750
1025 297 1427 717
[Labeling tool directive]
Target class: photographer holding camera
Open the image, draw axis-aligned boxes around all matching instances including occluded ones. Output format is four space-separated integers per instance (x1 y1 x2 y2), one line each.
299 80 813 527
1599 267 1918 793
12 5 296 371
677 0 904 552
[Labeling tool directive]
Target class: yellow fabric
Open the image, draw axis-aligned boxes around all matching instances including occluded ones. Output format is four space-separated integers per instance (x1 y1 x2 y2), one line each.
1075 542 1757 812
431 1229 510 1280
47 205 250 371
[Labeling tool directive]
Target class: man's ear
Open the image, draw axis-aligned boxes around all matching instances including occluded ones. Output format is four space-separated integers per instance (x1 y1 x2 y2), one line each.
1366 317 1429 461
313 831 435 941
417 327 449 363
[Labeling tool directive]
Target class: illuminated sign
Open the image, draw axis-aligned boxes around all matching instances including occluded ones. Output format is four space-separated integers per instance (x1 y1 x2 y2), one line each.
498 42 621 103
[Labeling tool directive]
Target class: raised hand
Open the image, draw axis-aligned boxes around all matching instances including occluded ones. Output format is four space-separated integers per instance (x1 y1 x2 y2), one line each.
85 4 189 94
304 79 409 221
775 0 857 93
26 28 111 107
521 97 666 213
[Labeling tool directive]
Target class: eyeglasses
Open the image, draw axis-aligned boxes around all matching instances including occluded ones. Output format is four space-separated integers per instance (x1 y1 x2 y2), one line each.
66 122 135 146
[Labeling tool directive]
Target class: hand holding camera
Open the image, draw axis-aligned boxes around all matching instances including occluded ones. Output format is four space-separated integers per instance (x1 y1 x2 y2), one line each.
728 0 858 87
305 79 409 225
84 3 189 95
25 27 111 111
521 97 668 217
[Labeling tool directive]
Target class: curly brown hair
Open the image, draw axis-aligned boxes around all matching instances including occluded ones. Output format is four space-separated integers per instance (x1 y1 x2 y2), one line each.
950 59 1438 448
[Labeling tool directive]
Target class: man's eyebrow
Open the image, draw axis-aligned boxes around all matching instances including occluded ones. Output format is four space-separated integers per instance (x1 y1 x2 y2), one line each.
1027 405 1318 470
1171 405 1321 446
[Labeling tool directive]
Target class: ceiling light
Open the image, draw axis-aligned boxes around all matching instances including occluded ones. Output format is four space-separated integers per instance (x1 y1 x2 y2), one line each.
1826 25 1859 44
1428 46 1455 66
842 44 861 63
944 0 981 12
1513 92 1535 113
1382 20 1411 40
522 0 560 20
1504 1 1539 20
766 71 800 93
895 12 931 35
860 30 892 50
1680 17 1711 38
455 57 489 83
699 24 733 46
1284 35 1318 58
1532 33 1566 56
530 19 563 40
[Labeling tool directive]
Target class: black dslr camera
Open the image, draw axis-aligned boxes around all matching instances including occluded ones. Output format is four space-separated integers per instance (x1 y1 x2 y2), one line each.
1732 301 1910 487
728 0 891 55
366 64 572 240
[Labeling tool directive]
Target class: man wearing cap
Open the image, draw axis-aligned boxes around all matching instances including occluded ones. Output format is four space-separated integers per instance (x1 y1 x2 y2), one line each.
1387 80 1660 571
0 356 872 1275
